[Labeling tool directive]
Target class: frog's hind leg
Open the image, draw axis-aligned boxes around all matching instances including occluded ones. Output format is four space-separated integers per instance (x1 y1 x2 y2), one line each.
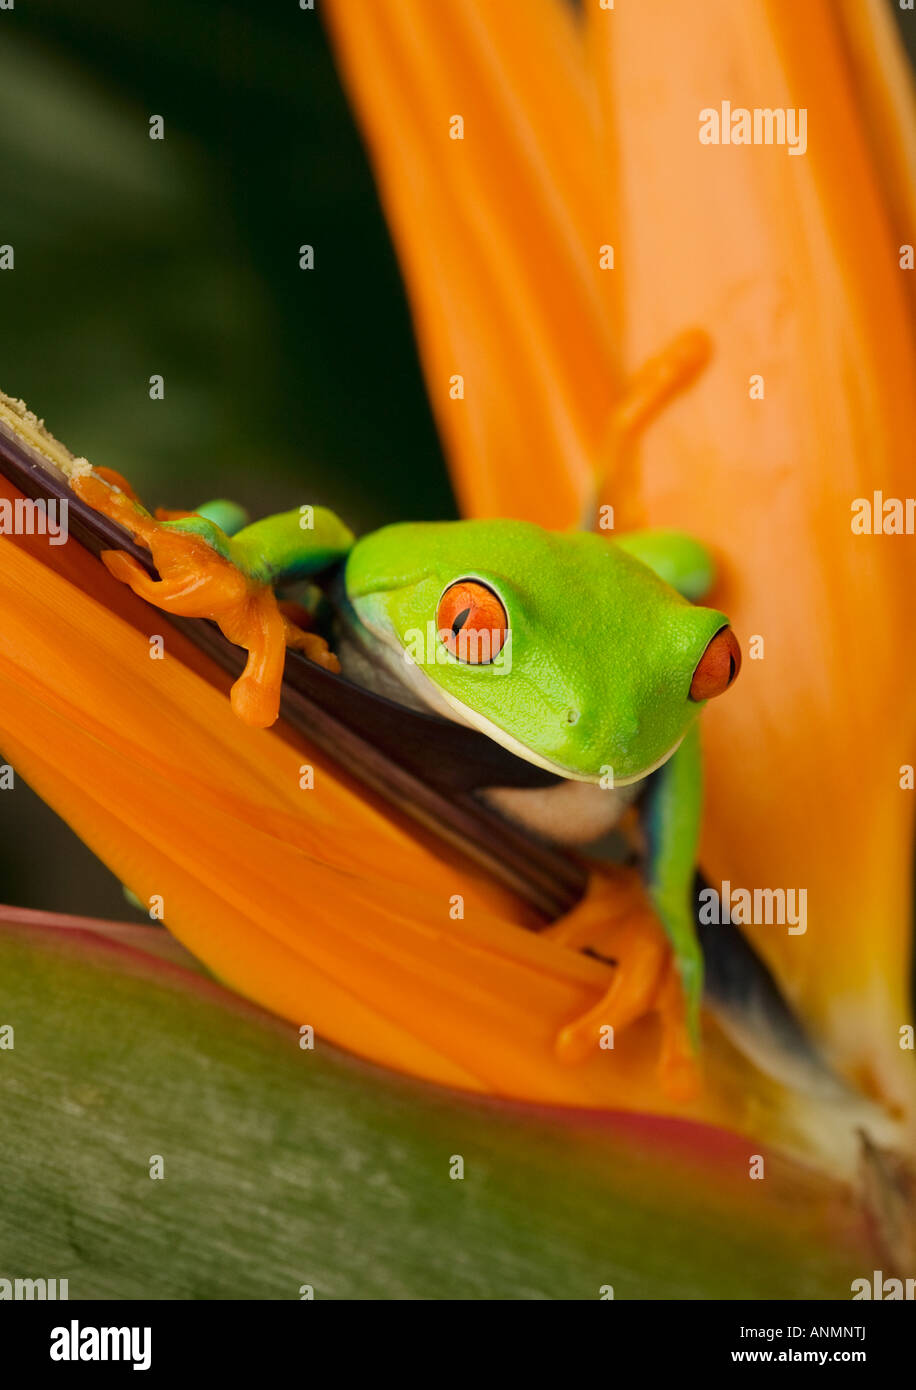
193 499 250 536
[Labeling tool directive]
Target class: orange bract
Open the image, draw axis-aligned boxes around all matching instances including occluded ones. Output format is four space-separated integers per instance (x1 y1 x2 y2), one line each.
586 0 916 1117
0 0 913 1173
324 0 916 1129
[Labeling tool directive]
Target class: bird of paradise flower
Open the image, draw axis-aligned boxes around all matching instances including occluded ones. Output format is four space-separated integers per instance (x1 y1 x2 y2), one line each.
0 0 914 1293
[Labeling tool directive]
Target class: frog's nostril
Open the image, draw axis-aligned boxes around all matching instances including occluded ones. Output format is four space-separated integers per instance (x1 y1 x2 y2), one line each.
689 627 741 701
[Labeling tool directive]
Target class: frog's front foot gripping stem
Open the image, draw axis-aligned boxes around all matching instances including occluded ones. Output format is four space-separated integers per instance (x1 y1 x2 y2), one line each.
72 469 338 728
544 866 699 1101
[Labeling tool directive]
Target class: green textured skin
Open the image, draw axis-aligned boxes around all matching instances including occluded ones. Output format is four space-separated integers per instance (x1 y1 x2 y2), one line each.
614 529 715 603
345 519 727 784
177 505 729 1014
164 506 355 584
232 507 356 583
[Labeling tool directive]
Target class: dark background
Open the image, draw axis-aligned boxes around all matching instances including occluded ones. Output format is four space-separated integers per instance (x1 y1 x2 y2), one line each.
0 1 914 921
0 0 455 919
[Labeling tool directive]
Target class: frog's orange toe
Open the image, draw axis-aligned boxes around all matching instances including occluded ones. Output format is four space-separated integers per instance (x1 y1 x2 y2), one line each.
230 670 281 729
283 617 341 675
73 466 338 728
546 866 700 1098
655 961 702 1101
99 549 148 587
91 467 144 504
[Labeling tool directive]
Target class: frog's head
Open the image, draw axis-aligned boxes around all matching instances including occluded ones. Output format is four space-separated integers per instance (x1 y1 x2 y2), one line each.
345 519 740 784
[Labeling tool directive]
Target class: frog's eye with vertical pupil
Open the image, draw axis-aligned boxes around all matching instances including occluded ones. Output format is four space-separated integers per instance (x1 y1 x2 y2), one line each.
437 579 509 664
689 626 741 701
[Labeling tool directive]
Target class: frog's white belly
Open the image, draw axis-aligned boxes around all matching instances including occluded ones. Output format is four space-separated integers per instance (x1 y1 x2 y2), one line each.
482 779 640 846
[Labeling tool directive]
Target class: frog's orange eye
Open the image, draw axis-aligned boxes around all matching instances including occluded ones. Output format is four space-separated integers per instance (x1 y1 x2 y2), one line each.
437 580 509 664
689 626 741 701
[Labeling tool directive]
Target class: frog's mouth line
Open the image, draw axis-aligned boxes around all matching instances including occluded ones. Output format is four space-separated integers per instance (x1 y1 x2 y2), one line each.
354 600 686 786
435 688 686 787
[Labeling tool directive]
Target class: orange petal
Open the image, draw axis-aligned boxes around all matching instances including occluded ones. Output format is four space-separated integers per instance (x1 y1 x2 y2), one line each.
323 0 615 523
835 0 916 320
587 0 916 1116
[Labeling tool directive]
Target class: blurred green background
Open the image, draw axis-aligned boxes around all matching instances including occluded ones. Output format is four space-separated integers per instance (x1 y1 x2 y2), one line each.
1 1 914 921
0 0 455 919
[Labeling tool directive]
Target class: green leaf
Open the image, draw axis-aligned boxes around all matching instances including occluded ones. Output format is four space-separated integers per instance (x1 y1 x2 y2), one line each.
0 915 874 1299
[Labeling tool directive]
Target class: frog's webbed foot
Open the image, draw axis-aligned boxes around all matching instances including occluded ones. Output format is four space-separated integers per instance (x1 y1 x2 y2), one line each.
72 469 339 728
544 866 699 1101
100 548 231 614
282 614 341 673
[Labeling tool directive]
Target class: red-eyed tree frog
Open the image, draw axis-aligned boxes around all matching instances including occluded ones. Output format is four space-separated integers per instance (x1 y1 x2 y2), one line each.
71 466 741 1071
